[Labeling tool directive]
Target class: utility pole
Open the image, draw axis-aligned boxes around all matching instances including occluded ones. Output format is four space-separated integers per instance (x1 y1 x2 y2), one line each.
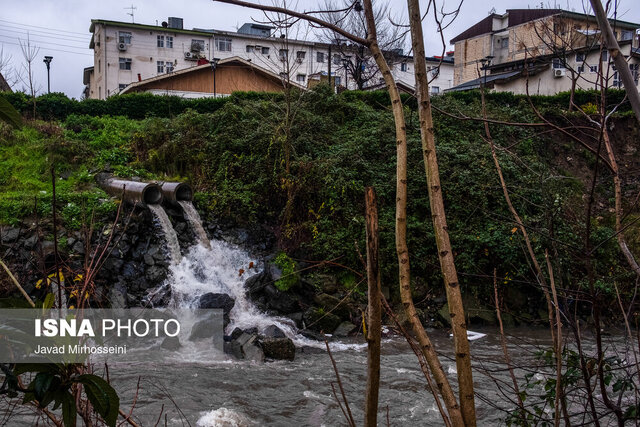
43 56 52 93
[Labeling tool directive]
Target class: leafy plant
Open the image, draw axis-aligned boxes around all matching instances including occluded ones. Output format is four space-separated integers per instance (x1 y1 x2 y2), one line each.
5 364 119 427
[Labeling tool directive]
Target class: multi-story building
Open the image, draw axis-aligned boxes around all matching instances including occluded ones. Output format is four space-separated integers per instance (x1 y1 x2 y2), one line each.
448 8 640 94
84 17 455 99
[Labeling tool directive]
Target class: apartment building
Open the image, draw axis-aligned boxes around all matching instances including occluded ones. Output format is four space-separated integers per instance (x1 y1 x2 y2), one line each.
448 8 640 94
84 17 455 99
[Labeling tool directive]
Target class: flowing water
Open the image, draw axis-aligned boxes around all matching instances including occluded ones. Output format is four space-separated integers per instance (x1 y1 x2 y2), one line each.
179 200 211 249
3 207 633 426
148 204 182 264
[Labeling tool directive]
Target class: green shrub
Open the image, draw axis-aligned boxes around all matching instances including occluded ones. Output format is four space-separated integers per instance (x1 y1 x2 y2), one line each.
273 252 298 292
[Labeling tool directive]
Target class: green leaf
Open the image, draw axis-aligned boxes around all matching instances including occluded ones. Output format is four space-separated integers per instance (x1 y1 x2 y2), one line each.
42 293 56 310
32 372 55 403
0 96 22 128
61 392 77 427
77 374 119 427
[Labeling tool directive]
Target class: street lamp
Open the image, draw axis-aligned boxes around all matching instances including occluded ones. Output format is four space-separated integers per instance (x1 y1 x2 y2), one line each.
209 57 220 97
43 56 53 94
479 55 493 91
342 55 351 90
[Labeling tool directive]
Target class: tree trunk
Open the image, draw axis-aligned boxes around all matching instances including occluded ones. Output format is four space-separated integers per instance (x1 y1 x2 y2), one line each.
364 187 381 427
362 1 464 425
589 0 640 124
602 128 640 275
406 1 476 425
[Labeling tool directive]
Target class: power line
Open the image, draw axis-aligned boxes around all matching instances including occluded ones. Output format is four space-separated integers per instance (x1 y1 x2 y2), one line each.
0 35 89 52
0 39 92 56
0 24 89 42
0 18 87 36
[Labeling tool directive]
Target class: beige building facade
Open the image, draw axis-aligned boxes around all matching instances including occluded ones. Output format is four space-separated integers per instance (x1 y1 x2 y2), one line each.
450 8 640 93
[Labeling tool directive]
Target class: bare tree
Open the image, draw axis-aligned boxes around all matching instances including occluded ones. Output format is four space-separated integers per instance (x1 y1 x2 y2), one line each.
320 0 406 89
589 0 640 123
213 1 472 425
18 33 40 117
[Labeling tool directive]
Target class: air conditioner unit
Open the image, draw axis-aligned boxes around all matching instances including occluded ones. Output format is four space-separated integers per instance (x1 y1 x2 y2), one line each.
184 51 197 60
117 42 127 51
554 68 566 78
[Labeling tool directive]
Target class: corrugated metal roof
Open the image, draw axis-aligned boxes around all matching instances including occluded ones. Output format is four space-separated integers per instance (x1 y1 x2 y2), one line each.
445 70 522 92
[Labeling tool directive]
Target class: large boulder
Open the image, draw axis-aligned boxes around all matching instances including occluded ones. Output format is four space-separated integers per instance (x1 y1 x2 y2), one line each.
261 337 295 361
198 293 235 314
332 321 356 338
263 324 286 338
189 318 217 341
227 332 264 362
303 308 342 334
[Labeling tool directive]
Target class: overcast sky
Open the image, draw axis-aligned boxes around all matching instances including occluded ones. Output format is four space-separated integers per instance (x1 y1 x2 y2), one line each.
1 0 638 98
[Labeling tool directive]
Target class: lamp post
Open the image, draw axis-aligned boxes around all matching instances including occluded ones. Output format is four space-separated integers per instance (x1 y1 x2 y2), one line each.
342 55 351 90
209 57 220 97
479 55 493 92
43 56 53 94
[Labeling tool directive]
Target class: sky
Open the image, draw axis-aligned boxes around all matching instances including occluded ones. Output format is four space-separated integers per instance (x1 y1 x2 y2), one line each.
1 0 639 98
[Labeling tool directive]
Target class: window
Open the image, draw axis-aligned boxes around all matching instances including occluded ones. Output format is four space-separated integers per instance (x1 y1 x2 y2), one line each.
577 65 585 73
613 71 622 88
119 57 132 70
296 74 306 83
279 49 288 61
119 84 127 91
98 59 101 73
431 86 440 94
215 37 231 52
400 62 408 72
630 63 639 85
166 62 174 73
333 54 341 65
157 61 165 73
317 52 325 63
279 72 289 80
157 35 164 48
590 65 599 73
118 31 132 44
501 38 508 48
621 30 633 41
192 39 206 51
552 58 565 69
246 45 253 53
575 52 585 63
334 76 342 86
601 50 608 62
296 51 306 60
166 36 173 48
261 46 270 55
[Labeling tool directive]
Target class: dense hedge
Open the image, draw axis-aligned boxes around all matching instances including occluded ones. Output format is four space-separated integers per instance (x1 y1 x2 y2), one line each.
1 86 632 121
1 85 634 304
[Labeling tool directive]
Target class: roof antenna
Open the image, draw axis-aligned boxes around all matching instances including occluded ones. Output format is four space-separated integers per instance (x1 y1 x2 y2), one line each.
124 4 137 23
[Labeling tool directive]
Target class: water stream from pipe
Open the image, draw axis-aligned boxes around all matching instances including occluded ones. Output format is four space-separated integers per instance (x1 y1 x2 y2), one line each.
148 204 182 265
178 200 211 249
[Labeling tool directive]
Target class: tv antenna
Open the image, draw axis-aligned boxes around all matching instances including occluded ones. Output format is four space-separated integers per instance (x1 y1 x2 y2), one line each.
124 4 137 23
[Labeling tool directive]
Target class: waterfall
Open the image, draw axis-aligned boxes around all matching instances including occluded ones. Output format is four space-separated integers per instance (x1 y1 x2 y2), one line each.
148 204 182 265
161 241 365 351
178 201 211 249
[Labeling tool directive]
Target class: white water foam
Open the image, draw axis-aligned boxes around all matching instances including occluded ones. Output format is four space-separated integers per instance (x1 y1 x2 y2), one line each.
148 204 182 264
178 200 211 249
163 241 366 351
196 408 253 426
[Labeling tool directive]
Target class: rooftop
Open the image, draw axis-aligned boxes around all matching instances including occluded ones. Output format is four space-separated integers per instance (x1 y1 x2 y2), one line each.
451 8 640 44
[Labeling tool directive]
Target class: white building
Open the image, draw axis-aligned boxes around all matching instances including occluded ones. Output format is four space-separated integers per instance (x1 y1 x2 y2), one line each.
84 17 455 99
